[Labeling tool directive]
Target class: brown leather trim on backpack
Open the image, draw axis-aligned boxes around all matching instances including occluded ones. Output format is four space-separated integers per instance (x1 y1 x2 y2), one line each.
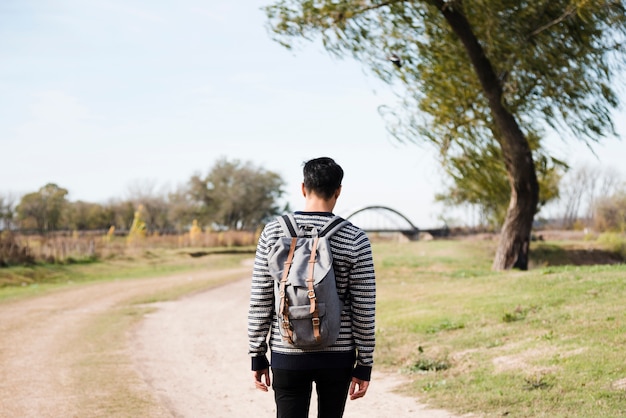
279 237 297 345
307 236 321 341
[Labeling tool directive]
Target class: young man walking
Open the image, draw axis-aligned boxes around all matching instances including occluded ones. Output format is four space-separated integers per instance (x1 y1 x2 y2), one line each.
248 157 376 418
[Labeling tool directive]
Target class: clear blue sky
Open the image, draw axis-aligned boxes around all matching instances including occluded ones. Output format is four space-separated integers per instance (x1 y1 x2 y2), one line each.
1 1 625 228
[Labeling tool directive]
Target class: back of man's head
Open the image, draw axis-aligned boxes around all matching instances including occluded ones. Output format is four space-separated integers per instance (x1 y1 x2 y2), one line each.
303 157 344 200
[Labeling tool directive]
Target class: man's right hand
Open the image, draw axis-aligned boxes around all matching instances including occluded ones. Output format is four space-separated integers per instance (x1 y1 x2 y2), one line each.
253 368 271 392
349 377 370 400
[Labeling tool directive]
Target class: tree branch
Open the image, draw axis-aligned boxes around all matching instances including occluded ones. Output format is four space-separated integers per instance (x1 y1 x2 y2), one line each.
529 5 576 37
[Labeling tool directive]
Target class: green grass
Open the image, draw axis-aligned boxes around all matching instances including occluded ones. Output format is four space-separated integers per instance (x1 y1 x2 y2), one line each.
372 239 626 417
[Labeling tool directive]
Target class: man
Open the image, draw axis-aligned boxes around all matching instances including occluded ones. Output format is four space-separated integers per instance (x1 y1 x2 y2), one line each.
248 157 376 418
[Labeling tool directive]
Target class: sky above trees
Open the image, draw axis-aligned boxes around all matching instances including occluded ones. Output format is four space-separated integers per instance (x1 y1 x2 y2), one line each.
1 1 625 228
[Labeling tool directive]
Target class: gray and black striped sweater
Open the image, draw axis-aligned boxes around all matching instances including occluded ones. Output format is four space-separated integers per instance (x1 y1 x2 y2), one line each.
247 212 376 380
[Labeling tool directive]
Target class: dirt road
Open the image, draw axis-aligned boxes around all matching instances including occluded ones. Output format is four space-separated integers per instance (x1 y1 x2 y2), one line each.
0 267 459 418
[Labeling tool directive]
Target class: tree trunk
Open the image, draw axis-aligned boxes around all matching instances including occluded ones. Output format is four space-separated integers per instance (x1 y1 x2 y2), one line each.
437 1 540 270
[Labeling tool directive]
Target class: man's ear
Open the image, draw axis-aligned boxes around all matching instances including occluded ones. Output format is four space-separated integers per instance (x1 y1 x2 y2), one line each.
301 183 307 197
334 185 342 199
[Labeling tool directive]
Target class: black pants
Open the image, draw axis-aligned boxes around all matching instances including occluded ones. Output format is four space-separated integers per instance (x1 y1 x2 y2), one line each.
272 367 352 418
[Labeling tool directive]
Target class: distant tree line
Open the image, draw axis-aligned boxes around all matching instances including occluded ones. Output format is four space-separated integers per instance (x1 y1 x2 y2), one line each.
0 158 289 234
1 157 625 236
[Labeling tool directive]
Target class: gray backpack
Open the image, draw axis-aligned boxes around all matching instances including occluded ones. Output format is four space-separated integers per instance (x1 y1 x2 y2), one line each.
267 214 348 349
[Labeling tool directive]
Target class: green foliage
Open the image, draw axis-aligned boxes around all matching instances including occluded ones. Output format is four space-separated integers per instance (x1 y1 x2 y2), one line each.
187 157 287 230
265 0 625 146
16 183 69 232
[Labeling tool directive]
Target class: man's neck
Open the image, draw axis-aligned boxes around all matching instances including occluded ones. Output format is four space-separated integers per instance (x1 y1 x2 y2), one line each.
303 197 336 213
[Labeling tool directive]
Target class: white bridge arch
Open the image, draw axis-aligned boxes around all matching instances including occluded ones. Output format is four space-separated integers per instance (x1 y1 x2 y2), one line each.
342 206 420 239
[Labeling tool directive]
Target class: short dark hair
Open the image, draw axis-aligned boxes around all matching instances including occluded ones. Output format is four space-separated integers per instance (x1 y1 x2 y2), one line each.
302 157 344 200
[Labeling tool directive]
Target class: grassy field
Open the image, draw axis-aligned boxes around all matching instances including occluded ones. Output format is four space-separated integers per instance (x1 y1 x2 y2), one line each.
1 236 625 417
372 238 626 417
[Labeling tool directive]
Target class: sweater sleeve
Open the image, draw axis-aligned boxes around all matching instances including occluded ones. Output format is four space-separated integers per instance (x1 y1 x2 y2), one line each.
247 226 275 369
349 230 376 379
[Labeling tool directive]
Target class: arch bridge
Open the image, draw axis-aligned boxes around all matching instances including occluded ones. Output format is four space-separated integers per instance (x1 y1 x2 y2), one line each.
344 206 420 240
343 205 449 240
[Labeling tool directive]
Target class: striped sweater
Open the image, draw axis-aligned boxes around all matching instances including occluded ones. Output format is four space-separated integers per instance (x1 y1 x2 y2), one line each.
247 212 376 380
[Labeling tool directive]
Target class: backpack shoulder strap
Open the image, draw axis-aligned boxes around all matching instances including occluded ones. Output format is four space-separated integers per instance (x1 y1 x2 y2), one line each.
278 214 347 238
277 213 300 237
319 216 348 238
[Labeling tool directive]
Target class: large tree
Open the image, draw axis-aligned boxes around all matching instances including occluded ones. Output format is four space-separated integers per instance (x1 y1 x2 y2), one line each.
264 0 626 269
16 183 69 233
188 158 287 230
